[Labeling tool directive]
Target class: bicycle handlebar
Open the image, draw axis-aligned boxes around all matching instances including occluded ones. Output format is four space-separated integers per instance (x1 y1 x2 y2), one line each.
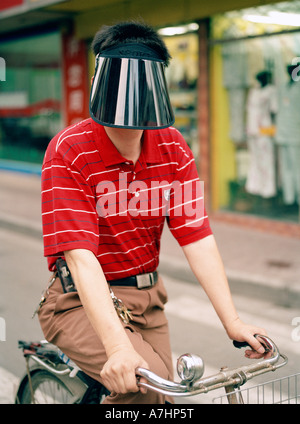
21 335 288 399
136 335 288 397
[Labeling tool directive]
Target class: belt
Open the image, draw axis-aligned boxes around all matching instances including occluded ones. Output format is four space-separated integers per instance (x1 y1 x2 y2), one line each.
109 271 158 289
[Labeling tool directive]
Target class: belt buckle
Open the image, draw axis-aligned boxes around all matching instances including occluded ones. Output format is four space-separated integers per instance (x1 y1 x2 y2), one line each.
136 273 154 289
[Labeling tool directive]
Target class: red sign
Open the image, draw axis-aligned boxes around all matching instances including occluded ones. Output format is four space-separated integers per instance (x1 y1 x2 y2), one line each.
0 99 61 118
0 0 24 12
62 33 89 127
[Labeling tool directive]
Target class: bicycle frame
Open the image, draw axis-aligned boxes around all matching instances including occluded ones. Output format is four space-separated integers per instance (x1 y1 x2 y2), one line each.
16 341 97 404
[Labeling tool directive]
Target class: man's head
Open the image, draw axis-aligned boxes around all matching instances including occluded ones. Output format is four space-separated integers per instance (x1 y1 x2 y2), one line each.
89 21 174 130
91 21 171 66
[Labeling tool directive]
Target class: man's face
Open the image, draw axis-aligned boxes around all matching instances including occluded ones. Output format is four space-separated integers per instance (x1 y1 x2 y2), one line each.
104 126 143 141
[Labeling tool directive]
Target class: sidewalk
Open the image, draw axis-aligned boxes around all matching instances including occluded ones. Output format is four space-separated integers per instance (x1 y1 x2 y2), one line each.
1 168 299 308
160 219 300 308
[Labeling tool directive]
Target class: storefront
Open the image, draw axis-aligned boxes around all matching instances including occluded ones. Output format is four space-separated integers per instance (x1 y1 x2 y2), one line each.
152 2 300 230
209 1 300 228
0 30 62 163
0 27 89 164
1 0 299 233
160 25 200 159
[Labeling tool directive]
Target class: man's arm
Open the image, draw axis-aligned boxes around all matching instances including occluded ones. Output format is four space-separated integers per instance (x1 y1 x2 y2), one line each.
182 235 266 357
64 248 148 394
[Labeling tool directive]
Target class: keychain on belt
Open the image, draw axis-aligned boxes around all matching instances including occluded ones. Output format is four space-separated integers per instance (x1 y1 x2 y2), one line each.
32 273 57 318
32 272 132 324
110 289 133 324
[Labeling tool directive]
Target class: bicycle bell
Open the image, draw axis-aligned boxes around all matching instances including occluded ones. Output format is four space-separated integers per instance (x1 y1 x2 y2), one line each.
176 353 205 382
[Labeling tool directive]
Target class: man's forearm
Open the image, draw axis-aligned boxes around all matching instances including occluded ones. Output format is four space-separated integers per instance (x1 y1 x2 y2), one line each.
182 235 239 331
64 249 132 356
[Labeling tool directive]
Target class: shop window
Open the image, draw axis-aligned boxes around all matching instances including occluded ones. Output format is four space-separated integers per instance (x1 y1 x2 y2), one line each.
0 31 62 164
211 1 300 223
160 28 199 159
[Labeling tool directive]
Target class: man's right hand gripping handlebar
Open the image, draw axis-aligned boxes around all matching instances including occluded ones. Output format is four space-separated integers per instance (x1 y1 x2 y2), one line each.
100 346 149 395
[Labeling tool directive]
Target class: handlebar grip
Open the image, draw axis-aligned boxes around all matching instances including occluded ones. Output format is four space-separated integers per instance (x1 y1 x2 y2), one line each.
233 334 273 353
233 340 250 349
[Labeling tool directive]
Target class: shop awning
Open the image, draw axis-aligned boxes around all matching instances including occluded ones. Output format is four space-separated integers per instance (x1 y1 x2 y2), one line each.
0 0 289 38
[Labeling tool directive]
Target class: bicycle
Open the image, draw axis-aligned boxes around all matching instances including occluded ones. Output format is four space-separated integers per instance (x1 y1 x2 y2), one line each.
15 334 295 404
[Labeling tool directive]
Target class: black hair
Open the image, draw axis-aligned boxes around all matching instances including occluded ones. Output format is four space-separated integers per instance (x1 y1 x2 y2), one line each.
256 70 272 87
91 20 171 66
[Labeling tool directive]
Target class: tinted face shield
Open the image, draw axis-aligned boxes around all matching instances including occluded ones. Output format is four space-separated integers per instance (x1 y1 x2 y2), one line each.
89 44 175 129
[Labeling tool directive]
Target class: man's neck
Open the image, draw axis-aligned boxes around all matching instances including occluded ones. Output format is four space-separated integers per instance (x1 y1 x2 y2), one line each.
104 127 143 165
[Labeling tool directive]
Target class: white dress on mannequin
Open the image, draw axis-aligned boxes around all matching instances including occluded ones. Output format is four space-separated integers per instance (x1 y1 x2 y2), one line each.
246 83 278 198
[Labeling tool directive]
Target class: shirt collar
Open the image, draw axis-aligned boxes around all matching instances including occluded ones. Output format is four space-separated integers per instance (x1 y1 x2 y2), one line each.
92 121 163 168
140 130 163 165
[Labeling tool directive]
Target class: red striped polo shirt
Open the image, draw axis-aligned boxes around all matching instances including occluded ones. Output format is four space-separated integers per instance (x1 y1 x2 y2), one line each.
41 118 212 279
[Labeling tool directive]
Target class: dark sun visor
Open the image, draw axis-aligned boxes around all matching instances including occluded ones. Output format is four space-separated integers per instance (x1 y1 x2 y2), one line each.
89 43 175 129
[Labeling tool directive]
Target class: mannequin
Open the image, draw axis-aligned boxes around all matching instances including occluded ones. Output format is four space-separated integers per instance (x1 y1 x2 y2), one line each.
245 70 277 198
276 63 300 205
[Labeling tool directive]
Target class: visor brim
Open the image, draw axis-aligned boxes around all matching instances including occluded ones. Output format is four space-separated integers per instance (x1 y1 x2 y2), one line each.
89 57 175 130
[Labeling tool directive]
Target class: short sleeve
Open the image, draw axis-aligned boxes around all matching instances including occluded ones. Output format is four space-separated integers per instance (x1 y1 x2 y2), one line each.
167 134 212 246
41 157 99 266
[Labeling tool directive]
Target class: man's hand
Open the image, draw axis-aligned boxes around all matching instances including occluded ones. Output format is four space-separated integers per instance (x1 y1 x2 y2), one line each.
100 346 149 395
225 317 268 359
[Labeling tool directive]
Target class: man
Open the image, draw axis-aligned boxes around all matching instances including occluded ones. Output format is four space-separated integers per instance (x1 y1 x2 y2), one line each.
38 21 266 404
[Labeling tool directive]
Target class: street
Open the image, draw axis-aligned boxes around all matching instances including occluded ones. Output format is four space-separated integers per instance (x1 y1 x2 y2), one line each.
0 226 299 404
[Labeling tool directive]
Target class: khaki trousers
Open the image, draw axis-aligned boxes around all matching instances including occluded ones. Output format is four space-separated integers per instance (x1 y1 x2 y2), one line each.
38 275 174 404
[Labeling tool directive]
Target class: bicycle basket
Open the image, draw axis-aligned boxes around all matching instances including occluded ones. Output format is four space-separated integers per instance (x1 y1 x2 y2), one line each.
213 372 300 404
